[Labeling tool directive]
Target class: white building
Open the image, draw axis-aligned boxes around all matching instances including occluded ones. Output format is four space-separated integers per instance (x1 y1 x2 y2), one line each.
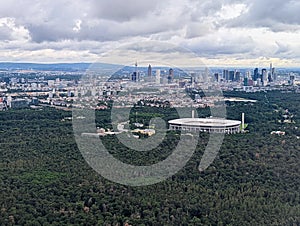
156 69 161 84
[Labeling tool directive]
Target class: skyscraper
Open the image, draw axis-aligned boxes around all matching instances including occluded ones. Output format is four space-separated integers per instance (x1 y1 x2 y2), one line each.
272 67 276 81
261 69 267 86
268 72 273 83
244 77 248 86
229 71 235 81
253 68 259 81
268 63 273 82
235 71 241 81
214 73 219 82
223 69 229 81
156 69 161 84
131 72 137 82
289 74 295 86
147 64 152 77
168 68 174 83
133 61 139 82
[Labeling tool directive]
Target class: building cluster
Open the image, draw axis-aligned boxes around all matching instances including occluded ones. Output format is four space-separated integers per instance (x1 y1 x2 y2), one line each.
0 63 299 111
128 63 299 91
218 63 277 87
0 71 78 110
0 96 39 110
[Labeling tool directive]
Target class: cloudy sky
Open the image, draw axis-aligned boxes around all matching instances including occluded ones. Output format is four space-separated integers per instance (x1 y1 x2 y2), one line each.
0 0 299 67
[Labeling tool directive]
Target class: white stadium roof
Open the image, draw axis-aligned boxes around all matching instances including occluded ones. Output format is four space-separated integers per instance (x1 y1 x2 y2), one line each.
168 118 241 128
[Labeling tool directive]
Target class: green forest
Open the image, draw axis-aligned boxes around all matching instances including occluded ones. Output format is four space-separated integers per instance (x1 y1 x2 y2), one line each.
0 90 299 225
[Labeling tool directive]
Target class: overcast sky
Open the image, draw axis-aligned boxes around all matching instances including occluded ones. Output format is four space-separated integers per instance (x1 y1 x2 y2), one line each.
0 0 299 67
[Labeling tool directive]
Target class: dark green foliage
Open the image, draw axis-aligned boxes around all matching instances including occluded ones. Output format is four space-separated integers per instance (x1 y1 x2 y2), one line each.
0 91 299 225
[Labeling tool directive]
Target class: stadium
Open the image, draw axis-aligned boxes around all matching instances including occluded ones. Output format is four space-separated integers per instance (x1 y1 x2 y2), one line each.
168 117 242 134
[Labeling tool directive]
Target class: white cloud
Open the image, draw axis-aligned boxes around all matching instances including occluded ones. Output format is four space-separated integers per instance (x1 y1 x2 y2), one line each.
216 3 248 20
0 0 298 66
0 17 30 41
73 20 82 32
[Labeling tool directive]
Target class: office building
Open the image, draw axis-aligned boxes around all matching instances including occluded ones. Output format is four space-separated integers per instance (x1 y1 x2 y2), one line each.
156 69 161 84
223 69 229 81
147 64 152 77
253 68 259 81
229 71 235 81
168 68 174 83
261 69 267 86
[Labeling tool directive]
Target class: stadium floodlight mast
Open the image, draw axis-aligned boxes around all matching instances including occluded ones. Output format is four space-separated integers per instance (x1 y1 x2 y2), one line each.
72 41 226 186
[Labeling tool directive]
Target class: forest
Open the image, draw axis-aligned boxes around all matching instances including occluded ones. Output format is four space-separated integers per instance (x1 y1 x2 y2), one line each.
0 90 299 225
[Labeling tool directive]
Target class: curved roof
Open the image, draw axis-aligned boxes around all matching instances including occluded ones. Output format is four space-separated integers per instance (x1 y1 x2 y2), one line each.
168 118 241 127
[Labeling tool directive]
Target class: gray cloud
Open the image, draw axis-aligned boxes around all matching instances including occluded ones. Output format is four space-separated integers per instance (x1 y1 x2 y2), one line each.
183 35 256 57
226 0 300 31
0 0 299 64
0 25 13 41
0 0 189 43
185 22 215 39
275 41 290 54
90 0 162 22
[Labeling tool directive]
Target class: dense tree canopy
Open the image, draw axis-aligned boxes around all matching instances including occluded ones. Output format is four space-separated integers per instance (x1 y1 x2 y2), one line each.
0 90 299 225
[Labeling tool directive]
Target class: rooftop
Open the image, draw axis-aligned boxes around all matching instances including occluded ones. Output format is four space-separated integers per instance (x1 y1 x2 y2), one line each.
168 118 241 127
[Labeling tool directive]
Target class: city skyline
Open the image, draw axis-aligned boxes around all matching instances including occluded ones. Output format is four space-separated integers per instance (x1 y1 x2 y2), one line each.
0 1 299 66
1 2 300 224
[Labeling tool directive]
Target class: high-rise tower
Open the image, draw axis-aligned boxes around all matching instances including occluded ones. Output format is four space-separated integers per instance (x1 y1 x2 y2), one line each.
135 61 138 81
253 68 259 81
168 68 174 83
147 64 152 77
261 69 267 86
223 69 229 81
269 63 273 82
156 69 161 84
